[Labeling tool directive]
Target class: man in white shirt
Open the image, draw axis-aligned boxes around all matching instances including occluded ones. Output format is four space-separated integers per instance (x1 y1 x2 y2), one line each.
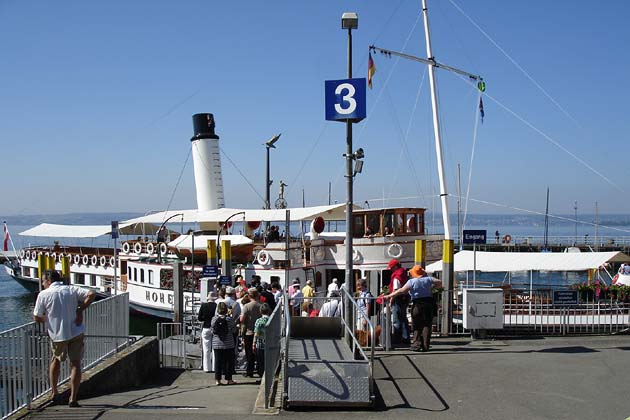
327 278 339 297
319 290 342 317
33 270 95 407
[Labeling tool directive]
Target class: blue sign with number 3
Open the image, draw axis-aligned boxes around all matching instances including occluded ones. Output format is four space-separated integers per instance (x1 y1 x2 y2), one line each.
325 78 366 122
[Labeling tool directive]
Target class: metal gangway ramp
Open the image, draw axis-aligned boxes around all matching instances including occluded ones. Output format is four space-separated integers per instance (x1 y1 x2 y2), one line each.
282 294 375 408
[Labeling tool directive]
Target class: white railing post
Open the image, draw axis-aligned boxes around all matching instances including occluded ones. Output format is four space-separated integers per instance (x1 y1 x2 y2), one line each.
22 327 32 410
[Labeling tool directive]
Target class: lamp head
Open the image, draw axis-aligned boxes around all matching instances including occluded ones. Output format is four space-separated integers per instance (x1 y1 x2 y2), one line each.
353 159 364 175
354 147 364 160
265 133 282 148
341 12 358 30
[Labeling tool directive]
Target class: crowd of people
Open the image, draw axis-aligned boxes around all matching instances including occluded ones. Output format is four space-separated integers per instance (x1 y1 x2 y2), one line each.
32 263 438 405
197 276 280 385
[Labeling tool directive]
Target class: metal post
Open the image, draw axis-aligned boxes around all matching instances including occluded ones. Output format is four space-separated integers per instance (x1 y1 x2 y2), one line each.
441 239 454 335
422 0 451 240
221 240 232 279
265 146 271 232
415 239 426 268
114 236 118 295
173 260 184 324
473 242 476 287
344 25 355 348
285 209 290 293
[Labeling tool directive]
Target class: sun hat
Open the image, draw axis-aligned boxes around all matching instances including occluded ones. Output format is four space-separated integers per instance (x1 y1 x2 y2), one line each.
387 259 399 270
225 286 235 295
409 265 426 278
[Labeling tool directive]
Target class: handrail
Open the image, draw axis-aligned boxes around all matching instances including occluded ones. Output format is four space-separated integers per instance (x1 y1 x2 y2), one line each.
282 290 291 402
264 295 283 409
339 287 375 399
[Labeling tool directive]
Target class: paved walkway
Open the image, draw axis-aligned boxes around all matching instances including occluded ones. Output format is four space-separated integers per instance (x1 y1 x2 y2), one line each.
24 335 630 420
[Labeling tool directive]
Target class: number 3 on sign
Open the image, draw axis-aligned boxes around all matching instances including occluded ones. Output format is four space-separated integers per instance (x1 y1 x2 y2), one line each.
334 83 357 115
325 78 366 122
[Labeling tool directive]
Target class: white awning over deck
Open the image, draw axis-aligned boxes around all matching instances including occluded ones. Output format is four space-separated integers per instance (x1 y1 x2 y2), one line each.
19 222 161 238
425 250 630 273
121 203 356 225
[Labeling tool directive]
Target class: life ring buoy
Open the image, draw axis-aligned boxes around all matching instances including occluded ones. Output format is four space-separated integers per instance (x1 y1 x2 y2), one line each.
100 256 107 266
122 242 131 254
73 254 80 265
503 235 512 244
90 255 98 266
20 249 25 259
387 243 403 259
82 255 89 265
159 243 168 256
109 256 116 267
45 252 50 258
134 242 142 254
352 248 362 263
146 243 155 255
50 253 57 262
257 250 271 266
57 253 63 262
613 274 619 285
25 250 30 260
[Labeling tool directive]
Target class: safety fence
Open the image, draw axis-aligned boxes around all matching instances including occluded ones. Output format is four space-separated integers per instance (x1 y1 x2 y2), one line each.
0 292 133 419
432 288 630 336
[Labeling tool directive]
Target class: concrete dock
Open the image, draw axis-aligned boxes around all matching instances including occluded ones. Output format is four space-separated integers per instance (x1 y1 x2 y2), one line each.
22 335 630 420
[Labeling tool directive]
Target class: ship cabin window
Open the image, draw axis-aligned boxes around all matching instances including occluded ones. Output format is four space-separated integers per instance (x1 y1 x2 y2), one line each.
148 270 154 285
353 215 365 239
133 268 137 282
383 212 395 235
90 275 97 287
140 269 145 284
75 273 85 285
353 208 425 238
366 213 380 236
127 266 131 280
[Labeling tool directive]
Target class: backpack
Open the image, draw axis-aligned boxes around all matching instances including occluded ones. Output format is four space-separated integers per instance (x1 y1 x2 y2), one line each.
213 316 228 339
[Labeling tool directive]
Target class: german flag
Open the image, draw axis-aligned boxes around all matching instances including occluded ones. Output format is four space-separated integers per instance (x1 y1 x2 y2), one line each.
368 52 376 89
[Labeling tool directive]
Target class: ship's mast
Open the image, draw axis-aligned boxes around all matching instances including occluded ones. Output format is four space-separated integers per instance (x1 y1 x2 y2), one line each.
421 0 451 239
370 1 483 240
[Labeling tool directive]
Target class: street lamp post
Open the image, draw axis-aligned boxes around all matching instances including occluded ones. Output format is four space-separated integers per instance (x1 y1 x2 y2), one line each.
342 12 358 346
265 134 281 233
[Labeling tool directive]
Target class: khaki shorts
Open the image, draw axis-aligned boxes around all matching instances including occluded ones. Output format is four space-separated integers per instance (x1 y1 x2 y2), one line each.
51 334 84 362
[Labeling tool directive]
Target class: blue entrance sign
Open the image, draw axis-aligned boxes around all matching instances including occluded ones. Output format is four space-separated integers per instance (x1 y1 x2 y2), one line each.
325 78 366 122
219 275 232 286
553 290 579 305
463 230 487 245
202 265 218 278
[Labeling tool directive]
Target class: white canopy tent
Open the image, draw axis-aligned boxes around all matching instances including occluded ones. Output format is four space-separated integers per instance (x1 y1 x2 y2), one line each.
426 251 630 274
19 222 162 238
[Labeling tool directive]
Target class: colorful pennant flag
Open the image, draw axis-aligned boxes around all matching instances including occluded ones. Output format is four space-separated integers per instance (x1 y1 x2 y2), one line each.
3 222 9 252
368 52 376 89
479 97 485 123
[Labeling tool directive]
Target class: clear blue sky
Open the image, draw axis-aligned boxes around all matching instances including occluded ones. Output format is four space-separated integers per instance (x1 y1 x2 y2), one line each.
1 0 629 218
